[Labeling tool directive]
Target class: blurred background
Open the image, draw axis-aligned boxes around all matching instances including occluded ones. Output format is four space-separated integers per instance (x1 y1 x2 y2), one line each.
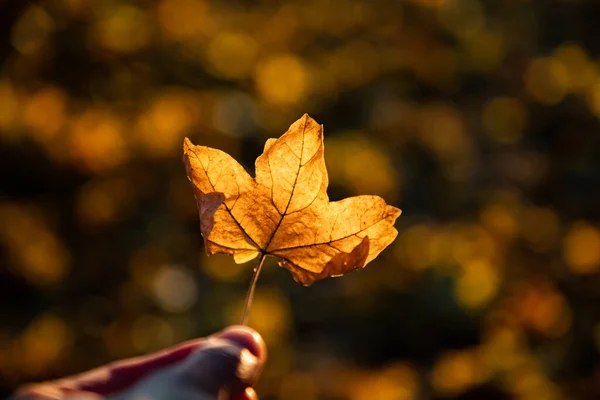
1 0 600 399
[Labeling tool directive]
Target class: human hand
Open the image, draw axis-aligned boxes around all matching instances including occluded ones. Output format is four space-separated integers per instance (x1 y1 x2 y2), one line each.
13 325 266 400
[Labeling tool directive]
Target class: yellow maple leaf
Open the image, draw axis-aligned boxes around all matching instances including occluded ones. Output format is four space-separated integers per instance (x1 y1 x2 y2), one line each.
183 114 401 290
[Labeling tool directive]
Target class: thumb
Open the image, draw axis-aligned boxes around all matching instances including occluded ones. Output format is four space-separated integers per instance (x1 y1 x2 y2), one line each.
174 326 266 396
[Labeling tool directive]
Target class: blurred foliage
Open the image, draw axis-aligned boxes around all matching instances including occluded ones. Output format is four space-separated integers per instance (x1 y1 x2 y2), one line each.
1 0 600 399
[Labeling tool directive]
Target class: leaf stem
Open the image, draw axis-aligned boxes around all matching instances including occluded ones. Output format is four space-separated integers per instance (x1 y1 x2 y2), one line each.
240 253 267 325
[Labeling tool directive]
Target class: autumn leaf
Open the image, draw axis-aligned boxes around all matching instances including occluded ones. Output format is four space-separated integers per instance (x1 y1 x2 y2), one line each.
183 114 401 287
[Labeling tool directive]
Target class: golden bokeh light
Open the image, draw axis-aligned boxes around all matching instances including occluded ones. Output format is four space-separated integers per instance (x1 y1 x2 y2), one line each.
10 6 54 56
23 86 67 142
562 222 600 274
500 355 559 399
437 0 485 38
455 258 500 310
417 103 471 161
157 0 212 41
135 89 201 157
67 108 128 173
515 282 572 337
394 224 449 270
480 320 527 372
0 204 70 286
325 134 400 200
205 31 258 80
462 29 505 72
482 97 527 144
75 178 134 229
451 224 498 265
353 362 419 400
15 314 71 376
151 264 198 313
480 202 519 241
553 43 597 95
255 54 310 106
90 5 150 54
524 57 569 105
431 349 487 397
0 81 20 134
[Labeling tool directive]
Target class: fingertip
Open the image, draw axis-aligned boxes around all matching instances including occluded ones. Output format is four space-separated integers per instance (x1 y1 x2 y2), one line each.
229 387 258 400
245 387 259 400
216 325 266 362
